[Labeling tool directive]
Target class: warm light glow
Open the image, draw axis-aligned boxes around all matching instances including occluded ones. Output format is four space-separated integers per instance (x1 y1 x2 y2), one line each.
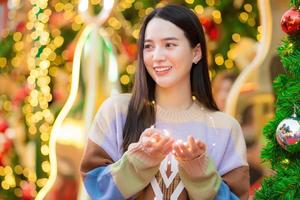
185 0 194 4
36 25 94 200
163 129 170 137
206 0 215 6
13 32 22 41
194 5 204 15
126 64 136 74
225 0 272 116
232 33 241 43
0 57 7 68
56 119 85 148
215 54 224 66
239 12 249 23
224 59 234 69
78 0 88 12
244 4 253 13
120 74 130 85
79 0 115 25
132 29 139 39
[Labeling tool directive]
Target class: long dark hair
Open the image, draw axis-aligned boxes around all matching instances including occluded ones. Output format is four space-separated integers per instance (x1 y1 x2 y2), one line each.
122 4 218 151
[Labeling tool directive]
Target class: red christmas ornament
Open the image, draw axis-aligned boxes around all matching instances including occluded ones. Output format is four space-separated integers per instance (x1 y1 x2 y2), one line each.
122 40 137 61
0 120 8 133
2 139 12 154
281 7 300 35
21 182 35 200
13 86 30 106
16 21 26 32
199 16 220 41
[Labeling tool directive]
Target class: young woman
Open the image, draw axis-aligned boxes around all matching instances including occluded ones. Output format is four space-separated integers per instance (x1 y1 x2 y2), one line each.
80 4 249 200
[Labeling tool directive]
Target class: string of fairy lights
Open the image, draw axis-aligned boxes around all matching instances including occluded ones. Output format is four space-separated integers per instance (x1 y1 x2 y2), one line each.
24 0 54 192
0 1 35 197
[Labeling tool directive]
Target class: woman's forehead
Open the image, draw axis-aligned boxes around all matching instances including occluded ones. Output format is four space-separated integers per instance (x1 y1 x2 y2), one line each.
144 18 185 41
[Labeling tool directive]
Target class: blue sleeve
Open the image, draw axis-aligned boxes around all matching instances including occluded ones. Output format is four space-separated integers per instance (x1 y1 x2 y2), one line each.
214 181 239 200
83 166 125 200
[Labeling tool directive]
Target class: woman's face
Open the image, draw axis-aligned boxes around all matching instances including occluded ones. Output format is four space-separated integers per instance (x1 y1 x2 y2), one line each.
143 18 201 89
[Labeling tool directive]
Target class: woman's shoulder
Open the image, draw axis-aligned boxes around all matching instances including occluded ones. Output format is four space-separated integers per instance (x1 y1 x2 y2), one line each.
205 109 240 130
102 93 131 105
99 93 132 114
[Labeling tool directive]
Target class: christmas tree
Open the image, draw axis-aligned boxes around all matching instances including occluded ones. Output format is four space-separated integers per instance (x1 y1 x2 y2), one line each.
255 0 300 199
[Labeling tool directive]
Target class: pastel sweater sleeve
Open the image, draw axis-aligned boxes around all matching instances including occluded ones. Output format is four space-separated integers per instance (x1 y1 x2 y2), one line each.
219 118 248 176
80 96 161 199
177 154 221 200
220 119 249 198
81 140 162 199
178 118 248 200
177 152 242 200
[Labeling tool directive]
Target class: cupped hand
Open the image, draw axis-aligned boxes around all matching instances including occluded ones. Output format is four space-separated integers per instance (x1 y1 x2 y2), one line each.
140 127 175 159
172 136 206 161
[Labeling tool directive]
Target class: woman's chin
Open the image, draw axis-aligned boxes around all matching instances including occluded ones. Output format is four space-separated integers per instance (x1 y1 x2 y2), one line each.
154 80 176 89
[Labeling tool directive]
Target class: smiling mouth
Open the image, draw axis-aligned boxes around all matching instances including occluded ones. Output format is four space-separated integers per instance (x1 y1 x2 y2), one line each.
153 66 172 74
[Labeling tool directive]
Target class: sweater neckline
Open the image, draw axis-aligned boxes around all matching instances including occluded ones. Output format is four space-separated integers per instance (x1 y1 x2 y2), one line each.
156 101 205 122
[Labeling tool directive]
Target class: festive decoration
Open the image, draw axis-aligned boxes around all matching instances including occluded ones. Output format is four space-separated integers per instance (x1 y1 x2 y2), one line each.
36 0 118 199
12 85 30 107
21 182 35 200
0 119 9 133
281 7 300 35
0 0 8 33
24 0 55 195
255 0 300 199
276 115 300 152
0 120 14 166
200 16 220 41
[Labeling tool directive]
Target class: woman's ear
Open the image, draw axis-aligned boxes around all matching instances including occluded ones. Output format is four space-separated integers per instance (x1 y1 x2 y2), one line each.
193 43 202 64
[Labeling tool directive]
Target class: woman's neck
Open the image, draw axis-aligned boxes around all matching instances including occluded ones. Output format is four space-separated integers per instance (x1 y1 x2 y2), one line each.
155 83 193 111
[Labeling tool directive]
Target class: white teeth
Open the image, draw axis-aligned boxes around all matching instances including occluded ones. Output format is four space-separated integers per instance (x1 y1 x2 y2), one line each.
154 66 172 72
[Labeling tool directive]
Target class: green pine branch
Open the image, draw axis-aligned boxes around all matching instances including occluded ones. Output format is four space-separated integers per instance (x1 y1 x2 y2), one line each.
254 0 300 199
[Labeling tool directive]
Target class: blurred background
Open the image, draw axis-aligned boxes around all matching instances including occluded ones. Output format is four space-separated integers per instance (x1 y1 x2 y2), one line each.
0 0 289 199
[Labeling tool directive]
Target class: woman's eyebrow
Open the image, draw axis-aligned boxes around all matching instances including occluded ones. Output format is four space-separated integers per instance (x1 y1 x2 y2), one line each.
144 37 179 43
162 37 179 41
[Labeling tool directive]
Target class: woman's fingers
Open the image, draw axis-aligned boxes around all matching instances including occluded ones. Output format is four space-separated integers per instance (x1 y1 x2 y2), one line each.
188 136 198 152
160 138 175 154
141 128 175 157
141 129 207 160
153 136 174 154
196 140 206 152
173 143 185 158
172 137 207 161
182 142 194 157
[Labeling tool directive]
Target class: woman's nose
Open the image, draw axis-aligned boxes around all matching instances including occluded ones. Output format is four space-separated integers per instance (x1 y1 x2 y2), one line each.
152 46 166 61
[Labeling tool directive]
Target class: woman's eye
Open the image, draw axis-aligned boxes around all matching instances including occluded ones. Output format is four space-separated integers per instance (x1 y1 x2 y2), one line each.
144 44 153 49
166 43 176 48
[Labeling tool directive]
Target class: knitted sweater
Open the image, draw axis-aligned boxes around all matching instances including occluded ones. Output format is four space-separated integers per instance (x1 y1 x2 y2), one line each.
80 93 248 200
